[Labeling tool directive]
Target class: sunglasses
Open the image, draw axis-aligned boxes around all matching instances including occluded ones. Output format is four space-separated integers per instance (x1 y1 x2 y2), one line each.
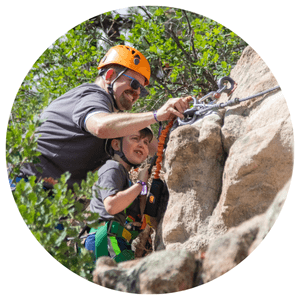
122 74 149 97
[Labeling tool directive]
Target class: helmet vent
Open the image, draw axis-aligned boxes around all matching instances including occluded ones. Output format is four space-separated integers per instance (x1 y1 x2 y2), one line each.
134 54 140 65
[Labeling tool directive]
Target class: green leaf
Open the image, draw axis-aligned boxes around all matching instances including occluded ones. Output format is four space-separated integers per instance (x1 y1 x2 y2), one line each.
221 61 227 68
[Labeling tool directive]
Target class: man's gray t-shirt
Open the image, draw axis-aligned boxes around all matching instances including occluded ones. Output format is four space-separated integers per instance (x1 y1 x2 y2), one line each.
90 160 130 225
21 83 115 188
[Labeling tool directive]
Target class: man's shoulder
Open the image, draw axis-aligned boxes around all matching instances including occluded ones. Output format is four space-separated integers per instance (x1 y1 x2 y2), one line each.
50 83 110 104
75 83 108 95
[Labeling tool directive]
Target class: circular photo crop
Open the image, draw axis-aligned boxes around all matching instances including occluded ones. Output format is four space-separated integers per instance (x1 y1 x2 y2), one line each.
5 5 294 295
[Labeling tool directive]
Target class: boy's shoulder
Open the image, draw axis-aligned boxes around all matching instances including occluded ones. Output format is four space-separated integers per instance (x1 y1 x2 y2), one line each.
98 159 127 175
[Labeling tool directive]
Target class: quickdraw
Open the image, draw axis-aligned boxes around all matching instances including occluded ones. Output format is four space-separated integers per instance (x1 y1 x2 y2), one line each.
175 76 281 127
176 76 236 126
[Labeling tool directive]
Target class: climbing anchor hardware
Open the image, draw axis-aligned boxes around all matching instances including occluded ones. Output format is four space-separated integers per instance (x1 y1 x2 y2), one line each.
176 76 281 127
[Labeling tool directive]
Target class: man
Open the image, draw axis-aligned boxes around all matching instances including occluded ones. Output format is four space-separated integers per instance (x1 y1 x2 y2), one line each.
20 45 191 189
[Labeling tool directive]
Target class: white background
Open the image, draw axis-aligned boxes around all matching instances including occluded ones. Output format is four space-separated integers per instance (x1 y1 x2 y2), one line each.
1 1 299 299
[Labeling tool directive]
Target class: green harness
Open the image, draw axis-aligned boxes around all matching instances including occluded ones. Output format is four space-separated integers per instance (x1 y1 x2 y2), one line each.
90 220 139 263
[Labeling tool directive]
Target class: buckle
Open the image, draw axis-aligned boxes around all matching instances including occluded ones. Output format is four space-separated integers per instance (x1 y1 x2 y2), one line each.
122 228 132 242
107 220 132 242
107 220 117 237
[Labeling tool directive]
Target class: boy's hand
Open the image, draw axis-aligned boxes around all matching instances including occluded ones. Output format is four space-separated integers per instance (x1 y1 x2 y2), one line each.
132 222 142 227
137 167 149 182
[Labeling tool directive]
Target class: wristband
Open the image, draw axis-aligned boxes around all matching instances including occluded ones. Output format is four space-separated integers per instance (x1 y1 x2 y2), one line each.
153 110 159 123
136 180 147 195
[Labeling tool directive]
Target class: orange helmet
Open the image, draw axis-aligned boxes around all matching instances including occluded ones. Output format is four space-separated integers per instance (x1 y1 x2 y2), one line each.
98 45 151 86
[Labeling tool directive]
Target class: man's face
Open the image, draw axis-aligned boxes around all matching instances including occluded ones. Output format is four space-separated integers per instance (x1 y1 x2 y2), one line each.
113 69 146 111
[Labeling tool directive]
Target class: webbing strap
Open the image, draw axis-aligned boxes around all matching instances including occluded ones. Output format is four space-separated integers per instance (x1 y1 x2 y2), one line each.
114 249 135 263
107 236 121 258
109 221 133 242
93 221 138 260
94 223 109 258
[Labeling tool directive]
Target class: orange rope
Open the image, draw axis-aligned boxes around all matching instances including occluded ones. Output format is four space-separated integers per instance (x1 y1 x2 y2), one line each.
153 119 175 179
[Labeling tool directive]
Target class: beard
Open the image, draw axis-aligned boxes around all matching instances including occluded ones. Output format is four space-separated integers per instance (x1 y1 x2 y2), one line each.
119 95 133 110
119 90 138 110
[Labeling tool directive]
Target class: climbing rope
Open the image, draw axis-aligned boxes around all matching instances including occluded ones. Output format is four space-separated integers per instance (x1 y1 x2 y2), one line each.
153 118 175 179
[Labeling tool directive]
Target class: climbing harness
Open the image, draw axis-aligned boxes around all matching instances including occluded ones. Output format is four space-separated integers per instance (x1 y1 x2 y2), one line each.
81 220 140 262
93 220 139 262
175 76 281 127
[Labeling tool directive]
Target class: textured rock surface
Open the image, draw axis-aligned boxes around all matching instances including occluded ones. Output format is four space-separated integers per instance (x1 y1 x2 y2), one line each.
93 249 200 293
211 46 293 229
158 45 293 252
202 179 290 283
161 117 226 252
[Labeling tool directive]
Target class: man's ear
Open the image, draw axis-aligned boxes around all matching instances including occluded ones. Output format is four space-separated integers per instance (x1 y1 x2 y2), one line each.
111 139 120 151
105 68 115 82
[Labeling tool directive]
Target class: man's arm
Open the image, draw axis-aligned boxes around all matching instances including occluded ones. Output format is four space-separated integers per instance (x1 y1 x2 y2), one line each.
86 111 156 139
85 96 192 139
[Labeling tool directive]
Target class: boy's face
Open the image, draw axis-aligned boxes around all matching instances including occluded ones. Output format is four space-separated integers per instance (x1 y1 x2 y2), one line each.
119 131 150 165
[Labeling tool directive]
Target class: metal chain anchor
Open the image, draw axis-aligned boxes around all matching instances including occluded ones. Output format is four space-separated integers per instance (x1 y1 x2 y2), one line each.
176 76 280 127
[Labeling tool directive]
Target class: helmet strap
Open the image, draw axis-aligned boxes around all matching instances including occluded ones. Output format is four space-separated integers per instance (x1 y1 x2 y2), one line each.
114 138 141 169
107 68 128 111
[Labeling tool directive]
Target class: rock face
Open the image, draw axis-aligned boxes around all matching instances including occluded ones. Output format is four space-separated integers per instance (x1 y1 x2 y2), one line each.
92 46 293 293
93 249 201 293
202 179 290 283
161 115 226 252
158 45 293 252
214 46 293 229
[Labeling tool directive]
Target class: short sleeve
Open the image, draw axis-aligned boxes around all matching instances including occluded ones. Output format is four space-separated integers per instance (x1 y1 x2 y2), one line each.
95 166 127 202
72 89 113 130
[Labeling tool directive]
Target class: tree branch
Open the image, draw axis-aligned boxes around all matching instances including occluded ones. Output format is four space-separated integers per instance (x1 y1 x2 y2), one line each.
138 6 152 19
182 10 197 60
151 72 175 98
167 25 194 64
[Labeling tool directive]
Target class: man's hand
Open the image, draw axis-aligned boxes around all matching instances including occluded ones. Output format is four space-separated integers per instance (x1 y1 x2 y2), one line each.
156 96 193 121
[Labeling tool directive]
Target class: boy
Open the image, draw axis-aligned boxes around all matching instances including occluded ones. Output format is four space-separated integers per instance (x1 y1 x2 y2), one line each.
85 127 153 263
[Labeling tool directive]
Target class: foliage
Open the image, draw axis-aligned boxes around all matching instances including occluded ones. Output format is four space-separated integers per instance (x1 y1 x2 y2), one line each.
13 171 100 280
7 89 100 280
6 6 247 280
126 7 246 118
